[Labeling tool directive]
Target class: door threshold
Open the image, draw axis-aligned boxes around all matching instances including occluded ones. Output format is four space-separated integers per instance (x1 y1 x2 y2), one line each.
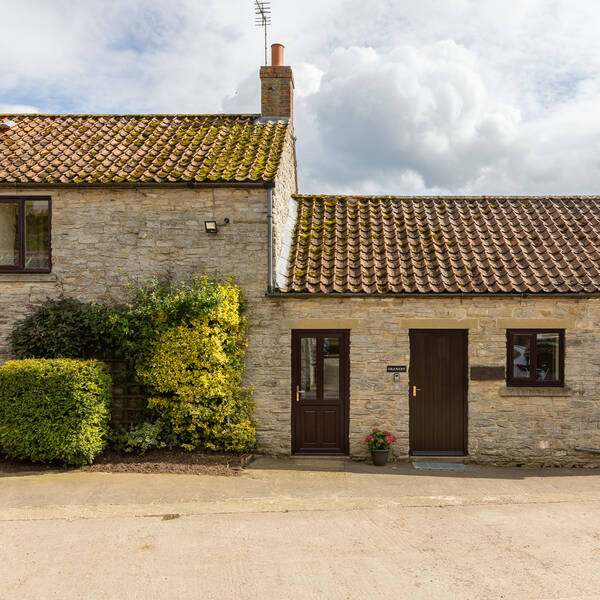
411 451 466 457
292 453 349 458
411 455 468 464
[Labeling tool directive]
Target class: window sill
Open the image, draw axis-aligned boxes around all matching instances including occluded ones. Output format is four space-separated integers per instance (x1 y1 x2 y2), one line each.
499 386 571 397
0 273 56 283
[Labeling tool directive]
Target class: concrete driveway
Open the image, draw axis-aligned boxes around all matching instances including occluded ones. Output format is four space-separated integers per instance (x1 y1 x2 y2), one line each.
1 457 600 599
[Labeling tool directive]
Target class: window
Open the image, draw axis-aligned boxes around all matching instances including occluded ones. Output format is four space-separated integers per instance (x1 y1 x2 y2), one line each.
0 198 50 272
506 329 564 387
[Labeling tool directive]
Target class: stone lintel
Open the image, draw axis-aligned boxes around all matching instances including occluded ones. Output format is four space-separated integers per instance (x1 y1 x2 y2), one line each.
496 318 576 329
287 318 361 330
400 318 479 329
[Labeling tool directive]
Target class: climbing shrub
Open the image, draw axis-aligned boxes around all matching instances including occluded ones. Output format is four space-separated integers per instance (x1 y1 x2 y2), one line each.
0 359 111 465
107 276 225 361
136 278 255 452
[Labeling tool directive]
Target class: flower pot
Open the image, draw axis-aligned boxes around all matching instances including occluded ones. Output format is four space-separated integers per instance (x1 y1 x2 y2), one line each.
371 449 390 466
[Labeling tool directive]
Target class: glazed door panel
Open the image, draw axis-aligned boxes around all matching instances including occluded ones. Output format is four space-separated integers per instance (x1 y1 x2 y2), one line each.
291 331 349 454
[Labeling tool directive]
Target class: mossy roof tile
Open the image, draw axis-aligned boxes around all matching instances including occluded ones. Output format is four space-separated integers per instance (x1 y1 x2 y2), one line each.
0 114 288 184
287 195 600 294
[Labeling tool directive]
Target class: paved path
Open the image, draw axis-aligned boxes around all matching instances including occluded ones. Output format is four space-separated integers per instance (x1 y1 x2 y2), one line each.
1 458 600 599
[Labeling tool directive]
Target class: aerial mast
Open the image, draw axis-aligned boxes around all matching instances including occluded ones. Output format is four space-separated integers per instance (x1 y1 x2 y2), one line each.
254 1 272 65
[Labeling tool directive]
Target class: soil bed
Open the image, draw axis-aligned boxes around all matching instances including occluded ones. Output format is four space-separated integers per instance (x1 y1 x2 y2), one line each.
0 450 253 476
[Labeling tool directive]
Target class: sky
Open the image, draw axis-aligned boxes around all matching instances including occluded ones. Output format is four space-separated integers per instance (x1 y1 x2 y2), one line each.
2 0 600 195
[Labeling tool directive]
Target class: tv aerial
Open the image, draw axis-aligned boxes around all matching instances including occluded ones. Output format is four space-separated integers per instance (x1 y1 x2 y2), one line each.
254 1 272 65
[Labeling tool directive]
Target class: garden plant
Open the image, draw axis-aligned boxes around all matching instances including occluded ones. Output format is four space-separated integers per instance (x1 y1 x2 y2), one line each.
0 359 111 465
365 428 397 466
6 275 256 461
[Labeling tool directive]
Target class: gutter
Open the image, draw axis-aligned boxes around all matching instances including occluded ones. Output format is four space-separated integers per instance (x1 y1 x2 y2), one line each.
0 181 273 190
266 291 600 299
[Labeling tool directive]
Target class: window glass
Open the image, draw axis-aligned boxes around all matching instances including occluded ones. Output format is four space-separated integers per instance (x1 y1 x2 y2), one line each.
25 200 49 269
300 337 317 400
323 337 340 398
512 334 531 379
0 202 19 266
507 329 564 387
536 332 560 381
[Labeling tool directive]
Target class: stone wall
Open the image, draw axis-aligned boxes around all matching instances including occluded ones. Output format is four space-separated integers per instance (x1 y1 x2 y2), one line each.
1 180 599 466
253 295 600 466
0 186 273 372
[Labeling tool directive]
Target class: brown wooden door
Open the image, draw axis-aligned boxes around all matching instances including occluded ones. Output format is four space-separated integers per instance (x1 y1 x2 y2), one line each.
291 330 349 455
409 330 467 456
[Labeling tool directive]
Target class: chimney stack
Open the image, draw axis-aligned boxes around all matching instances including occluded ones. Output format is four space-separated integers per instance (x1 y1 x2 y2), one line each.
260 43 294 120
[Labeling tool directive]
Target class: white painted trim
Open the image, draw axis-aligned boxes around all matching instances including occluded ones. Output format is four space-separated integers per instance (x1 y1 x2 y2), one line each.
275 195 298 291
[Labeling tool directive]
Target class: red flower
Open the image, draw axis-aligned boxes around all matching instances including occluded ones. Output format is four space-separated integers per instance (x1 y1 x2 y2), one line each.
367 428 397 448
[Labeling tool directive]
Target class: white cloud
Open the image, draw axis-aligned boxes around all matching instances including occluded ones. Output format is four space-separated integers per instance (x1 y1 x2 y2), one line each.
297 42 522 191
293 63 323 99
2 0 600 194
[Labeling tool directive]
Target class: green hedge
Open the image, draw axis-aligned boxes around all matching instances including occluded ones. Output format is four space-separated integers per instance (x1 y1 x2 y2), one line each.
0 359 112 466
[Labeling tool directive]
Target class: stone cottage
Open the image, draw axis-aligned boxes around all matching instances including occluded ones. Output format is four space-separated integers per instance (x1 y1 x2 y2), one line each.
0 44 599 466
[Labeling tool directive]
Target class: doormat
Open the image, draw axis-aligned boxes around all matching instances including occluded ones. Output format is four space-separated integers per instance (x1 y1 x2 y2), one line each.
412 462 466 471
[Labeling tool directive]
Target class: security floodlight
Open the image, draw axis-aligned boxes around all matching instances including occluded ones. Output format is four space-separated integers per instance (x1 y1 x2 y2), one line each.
204 218 230 234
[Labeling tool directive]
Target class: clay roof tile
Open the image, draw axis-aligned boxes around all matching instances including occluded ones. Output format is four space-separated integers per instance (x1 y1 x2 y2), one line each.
287 195 600 295
0 114 289 184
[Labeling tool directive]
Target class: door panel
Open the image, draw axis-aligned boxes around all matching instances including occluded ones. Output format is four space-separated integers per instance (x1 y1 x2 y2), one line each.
301 410 318 444
322 410 338 444
292 331 349 454
409 330 467 455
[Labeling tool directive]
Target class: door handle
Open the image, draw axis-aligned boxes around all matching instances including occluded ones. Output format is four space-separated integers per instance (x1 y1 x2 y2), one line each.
296 386 304 402
412 385 421 397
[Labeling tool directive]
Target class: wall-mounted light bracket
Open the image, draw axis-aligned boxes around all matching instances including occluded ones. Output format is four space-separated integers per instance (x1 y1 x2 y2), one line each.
204 218 230 234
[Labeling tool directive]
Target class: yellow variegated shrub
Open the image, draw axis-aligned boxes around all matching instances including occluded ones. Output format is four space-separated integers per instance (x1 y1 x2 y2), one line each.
137 280 256 452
